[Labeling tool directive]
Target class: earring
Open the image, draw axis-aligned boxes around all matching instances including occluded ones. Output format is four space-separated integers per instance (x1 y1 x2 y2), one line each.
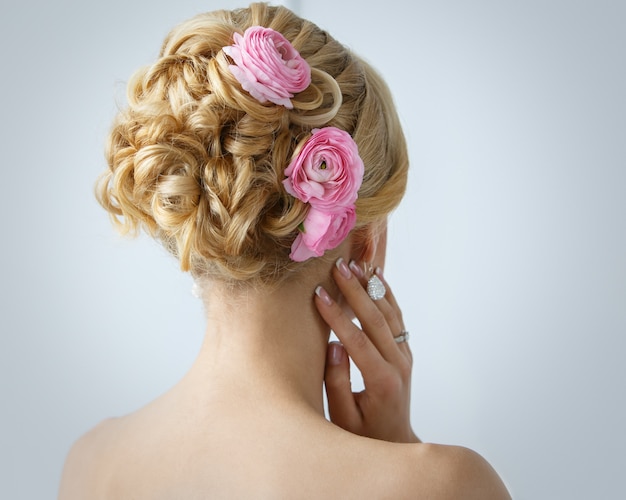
367 270 386 301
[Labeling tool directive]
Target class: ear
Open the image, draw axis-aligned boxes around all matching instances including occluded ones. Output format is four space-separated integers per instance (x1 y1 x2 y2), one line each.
351 220 388 270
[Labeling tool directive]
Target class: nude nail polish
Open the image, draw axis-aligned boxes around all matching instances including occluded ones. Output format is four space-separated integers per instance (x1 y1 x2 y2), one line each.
328 342 343 365
335 258 352 279
315 285 333 306
349 260 365 279
375 266 384 279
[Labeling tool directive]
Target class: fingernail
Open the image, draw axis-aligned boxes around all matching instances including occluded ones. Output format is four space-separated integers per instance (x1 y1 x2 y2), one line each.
315 285 333 306
375 266 384 279
328 342 343 365
335 258 352 280
349 260 365 279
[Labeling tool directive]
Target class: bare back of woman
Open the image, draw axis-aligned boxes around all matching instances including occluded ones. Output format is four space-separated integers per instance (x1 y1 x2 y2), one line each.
59 3 510 498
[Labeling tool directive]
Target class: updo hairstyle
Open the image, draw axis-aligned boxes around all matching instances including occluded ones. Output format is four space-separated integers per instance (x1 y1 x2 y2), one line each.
96 2 408 285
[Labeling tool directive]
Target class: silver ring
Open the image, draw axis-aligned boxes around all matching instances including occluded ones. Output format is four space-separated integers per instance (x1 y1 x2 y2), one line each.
394 330 409 344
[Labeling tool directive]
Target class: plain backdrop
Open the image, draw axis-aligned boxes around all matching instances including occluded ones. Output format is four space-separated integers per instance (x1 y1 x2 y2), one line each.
1 1 624 498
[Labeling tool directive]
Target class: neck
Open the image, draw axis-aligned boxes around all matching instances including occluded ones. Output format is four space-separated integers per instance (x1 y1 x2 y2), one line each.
187 262 340 416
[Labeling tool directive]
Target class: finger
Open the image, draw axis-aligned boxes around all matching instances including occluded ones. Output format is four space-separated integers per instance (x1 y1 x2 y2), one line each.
372 268 411 354
345 261 397 329
349 260 405 349
373 267 403 321
324 342 361 430
352 262 402 331
314 285 391 387
369 290 403 344
333 259 404 364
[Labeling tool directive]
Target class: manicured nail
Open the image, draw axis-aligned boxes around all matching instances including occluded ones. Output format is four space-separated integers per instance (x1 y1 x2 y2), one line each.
375 266 384 280
315 285 333 306
335 258 352 279
349 260 365 279
328 342 344 365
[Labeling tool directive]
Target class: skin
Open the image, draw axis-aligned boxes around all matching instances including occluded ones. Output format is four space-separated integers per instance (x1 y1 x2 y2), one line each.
59 229 511 499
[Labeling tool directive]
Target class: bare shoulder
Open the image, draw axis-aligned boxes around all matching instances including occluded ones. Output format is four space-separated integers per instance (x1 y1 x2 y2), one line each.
397 442 511 500
58 418 120 500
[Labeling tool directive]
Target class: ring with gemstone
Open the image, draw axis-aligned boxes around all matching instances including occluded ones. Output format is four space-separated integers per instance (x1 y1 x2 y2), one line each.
394 330 409 344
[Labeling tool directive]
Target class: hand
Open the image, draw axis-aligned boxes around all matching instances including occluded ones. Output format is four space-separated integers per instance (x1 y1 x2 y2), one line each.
314 258 419 443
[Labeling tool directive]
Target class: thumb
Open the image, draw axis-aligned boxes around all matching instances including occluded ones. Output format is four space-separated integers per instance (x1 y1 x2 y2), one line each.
324 342 361 430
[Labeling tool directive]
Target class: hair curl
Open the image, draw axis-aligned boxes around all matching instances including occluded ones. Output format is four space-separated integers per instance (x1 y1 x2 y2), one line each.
96 2 408 285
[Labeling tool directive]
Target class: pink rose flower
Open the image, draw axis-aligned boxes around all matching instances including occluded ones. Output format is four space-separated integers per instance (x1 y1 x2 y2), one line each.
223 26 311 109
289 207 357 262
282 127 364 212
283 127 364 262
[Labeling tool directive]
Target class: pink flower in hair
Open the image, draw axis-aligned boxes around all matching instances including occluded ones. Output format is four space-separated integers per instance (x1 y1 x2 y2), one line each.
223 26 311 108
289 207 357 262
283 127 364 212
283 127 364 262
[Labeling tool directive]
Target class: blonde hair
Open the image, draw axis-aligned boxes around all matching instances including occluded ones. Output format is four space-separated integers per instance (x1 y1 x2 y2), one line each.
96 2 408 285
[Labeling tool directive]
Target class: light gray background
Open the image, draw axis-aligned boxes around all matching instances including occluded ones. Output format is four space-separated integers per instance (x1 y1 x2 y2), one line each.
1 1 624 498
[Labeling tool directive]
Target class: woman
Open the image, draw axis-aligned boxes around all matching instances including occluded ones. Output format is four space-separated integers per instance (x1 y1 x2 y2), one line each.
60 3 510 498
